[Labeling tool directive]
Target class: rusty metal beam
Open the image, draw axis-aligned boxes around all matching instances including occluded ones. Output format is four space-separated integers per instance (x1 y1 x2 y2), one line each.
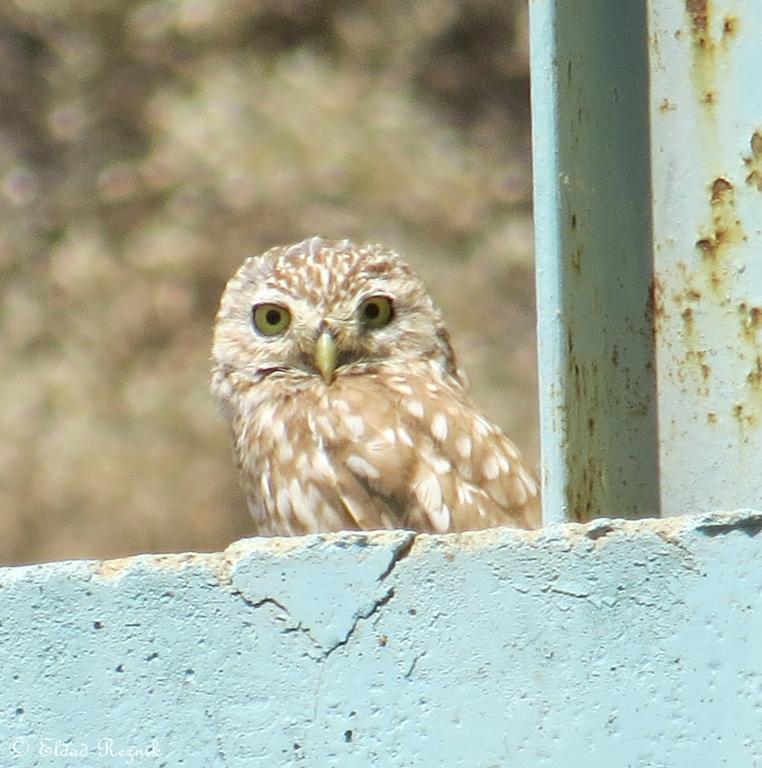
650 0 762 515
530 0 659 523
531 0 762 522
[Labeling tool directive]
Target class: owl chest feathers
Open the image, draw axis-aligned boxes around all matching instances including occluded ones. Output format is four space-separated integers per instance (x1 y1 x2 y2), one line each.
227 363 540 535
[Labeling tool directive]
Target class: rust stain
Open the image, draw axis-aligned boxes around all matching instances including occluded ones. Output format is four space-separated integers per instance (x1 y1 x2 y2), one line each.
736 305 762 419
733 401 758 430
674 287 702 303
567 452 604 523
683 348 711 392
747 358 762 390
722 15 739 39
739 303 762 343
695 238 714 255
744 130 762 192
686 0 709 44
706 411 717 424
685 2 736 52
650 31 660 54
570 247 582 272
681 306 695 334
659 98 676 113
649 275 666 329
710 176 733 203
683 1 738 121
694 177 744 274
563 326 604 523
667 273 702 338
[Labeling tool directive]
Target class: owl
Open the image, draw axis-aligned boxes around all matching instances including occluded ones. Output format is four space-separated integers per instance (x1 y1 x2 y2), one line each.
211 237 540 535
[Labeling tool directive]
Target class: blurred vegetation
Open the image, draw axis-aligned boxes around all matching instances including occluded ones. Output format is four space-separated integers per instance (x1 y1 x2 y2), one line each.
0 0 536 565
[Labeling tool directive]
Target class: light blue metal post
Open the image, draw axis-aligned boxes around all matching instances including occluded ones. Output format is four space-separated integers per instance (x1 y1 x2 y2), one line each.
649 0 762 515
530 0 658 523
532 0 762 522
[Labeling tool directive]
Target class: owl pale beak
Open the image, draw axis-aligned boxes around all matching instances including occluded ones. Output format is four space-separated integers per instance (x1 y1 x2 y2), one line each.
315 330 337 383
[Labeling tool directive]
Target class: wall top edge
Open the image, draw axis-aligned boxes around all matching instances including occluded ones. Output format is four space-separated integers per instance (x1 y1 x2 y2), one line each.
2 509 760 581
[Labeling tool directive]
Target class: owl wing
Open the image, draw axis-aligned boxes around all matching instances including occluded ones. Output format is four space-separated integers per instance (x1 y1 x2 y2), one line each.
325 368 541 533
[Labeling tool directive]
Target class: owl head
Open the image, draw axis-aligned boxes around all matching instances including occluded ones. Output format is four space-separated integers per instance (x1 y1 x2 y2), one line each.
212 237 459 394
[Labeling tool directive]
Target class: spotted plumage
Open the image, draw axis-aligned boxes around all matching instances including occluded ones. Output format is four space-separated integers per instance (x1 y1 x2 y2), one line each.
212 237 540 535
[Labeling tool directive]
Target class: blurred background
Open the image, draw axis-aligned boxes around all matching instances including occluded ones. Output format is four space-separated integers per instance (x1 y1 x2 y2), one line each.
0 0 536 565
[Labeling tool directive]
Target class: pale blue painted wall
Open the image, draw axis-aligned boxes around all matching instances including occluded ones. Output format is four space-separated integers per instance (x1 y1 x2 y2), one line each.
2 511 761 767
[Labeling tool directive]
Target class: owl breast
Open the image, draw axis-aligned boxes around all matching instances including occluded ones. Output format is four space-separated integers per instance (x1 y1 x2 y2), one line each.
230 359 540 535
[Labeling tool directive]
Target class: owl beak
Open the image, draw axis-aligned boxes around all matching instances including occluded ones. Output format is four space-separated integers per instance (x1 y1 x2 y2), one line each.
315 330 337 384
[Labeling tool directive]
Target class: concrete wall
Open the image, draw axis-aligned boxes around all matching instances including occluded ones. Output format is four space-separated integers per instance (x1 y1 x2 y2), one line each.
2 510 761 767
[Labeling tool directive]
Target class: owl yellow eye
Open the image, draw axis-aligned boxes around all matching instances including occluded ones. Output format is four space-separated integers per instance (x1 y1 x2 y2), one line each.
253 303 291 335
359 296 394 329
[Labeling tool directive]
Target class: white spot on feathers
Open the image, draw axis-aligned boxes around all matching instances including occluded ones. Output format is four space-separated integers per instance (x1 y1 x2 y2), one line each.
456 434 472 459
343 413 365 440
414 469 448 531
519 467 538 497
429 502 451 533
315 414 336 440
311 450 335 481
483 454 500 481
277 441 294 463
291 480 319 530
430 455 451 475
431 413 448 442
397 427 414 447
332 399 350 414
307 235 322 259
346 454 380 479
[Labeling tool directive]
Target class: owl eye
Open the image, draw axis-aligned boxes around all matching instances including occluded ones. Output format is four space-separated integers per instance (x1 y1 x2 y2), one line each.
359 296 394 329
252 303 291 335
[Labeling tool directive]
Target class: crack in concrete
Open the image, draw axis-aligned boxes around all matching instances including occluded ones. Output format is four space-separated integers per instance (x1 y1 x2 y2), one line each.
696 514 762 537
315 534 416 659
376 532 416 582
321 588 397 659
229 534 416 659
232 592 291 616
549 586 591 599
403 651 426 680
231 589 328 655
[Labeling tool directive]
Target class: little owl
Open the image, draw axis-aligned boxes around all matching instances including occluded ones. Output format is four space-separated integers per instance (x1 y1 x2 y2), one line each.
212 237 540 535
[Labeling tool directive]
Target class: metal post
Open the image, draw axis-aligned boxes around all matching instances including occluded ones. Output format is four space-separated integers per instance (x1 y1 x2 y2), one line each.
531 0 762 523
530 0 659 523
649 0 762 515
